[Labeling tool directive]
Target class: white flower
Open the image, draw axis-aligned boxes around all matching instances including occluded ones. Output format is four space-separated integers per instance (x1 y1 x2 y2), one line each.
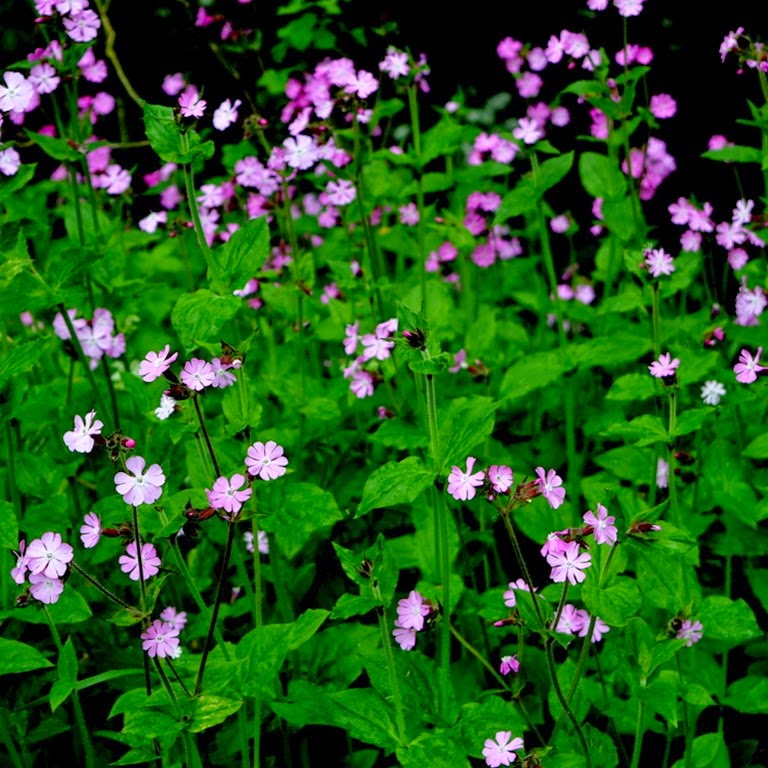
701 380 726 406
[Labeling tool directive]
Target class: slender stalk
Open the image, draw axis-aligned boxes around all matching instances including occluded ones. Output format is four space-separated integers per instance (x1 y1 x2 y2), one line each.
407 83 427 312
193 393 221 477
0 708 25 768
676 655 694 768
551 582 570 634
69 561 137 611
629 698 645 768
195 520 236 695
43 608 96 768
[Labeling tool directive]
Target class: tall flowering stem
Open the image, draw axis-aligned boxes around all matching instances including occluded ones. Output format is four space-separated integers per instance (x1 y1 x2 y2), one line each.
43 607 96 768
194 518 236 695
406 83 427 309
69 560 136 611
193 394 222 477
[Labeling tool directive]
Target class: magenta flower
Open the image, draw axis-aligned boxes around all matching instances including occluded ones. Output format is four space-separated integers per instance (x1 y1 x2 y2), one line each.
80 512 102 549
677 619 703 647
556 604 587 635
482 732 524 767
648 352 680 378
63 410 104 453
138 345 178 382
119 541 161 581
396 590 430 631
734 347 767 384
534 467 566 509
644 248 675 277
244 530 270 555
541 529 569 559
580 614 610 643
206 473 252 516
245 440 289 481
548 541 592 585
650 94 677 119
180 358 215 391
392 623 417 651
114 456 166 506
210 358 237 388
63 9 101 42
488 465 513 494
583 503 617 546
26 532 74 579
140 620 180 658
447 457 485 501
159 606 188 632
212 98 241 130
29 573 65 604
178 88 206 118
503 578 532 608
499 654 520 676
0 72 34 113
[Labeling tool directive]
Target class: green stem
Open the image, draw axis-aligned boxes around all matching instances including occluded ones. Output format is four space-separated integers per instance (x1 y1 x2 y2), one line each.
629 698 645 768
195 520 236 695
43 608 95 768
193 393 221 478
676 655 694 768
407 83 427 312
69 561 137 611
551 582 569 633
0 708 25 768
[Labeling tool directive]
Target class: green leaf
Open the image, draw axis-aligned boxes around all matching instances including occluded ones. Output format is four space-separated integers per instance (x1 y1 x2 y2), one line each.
143 103 215 164
702 145 762 164
421 119 464 164
742 432 768 459
0 163 36 200
357 457 434 517
213 217 269 288
171 289 240 347
534 151 574 194
187 695 243 733
397 732 471 768
723 675 768 714
260 482 342 559
582 575 641 626
438 397 497 471
236 624 292 699
409 356 449 375
670 732 729 768
0 500 19 549
500 348 571 400
606 373 656 402
674 409 711 437
571 334 651 369
330 594 381 619
698 596 761 649
0 639 53 674
289 609 329 649
601 414 668 446
579 151 627 199
50 637 78 712
495 177 537 220
27 131 81 162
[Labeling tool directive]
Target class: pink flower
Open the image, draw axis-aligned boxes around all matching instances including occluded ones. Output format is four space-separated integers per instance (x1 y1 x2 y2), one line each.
140 619 180 658
583 503 617 545
614 0 644 17
344 70 378 98
0 148 21 176
447 457 485 501
29 573 65 604
210 358 237 388
179 88 206 118
512 117 543 144
206 473 252 516
343 322 360 356
392 623 417 651
541 529 569 559
580 613 610 643
499 654 520 676
283 135 319 170
0 72 35 113
26 532 73 579
325 179 356 205
649 93 677 119
548 541 592 585
482 732 524 767
488 465 513 494
180 358 215 390
63 409 103 453
644 248 675 277
80 512 102 548
734 347 767 384
119 541 161 581
11 540 29 585
212 98 241 130
139 344 178 382
159 606 188 632
556 604 586 635
656 458 669 489
114 456 166 506
245 440 289 481
648 353 680 378
396 590 430 631
534 467 566 509
244 530 269 555
677 619 703 647
63 9 101 43
503 578 532 608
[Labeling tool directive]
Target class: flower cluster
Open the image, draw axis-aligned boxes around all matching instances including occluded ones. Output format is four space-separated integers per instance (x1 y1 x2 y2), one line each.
342 318 398 398
140 606 187 659
12 532 74 604
53 308 125 369
392 590 435 651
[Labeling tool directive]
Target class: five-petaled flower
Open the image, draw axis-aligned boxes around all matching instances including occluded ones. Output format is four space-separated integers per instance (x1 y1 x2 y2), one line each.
26 532 74 579
649 352 680 379
734 347 767 384
114 456 166 506
677 619 703 647
80 512 102 549
140 619 180 658
482 731 524 767
119 541 161 581
534 467 566 509
138 345 178 382
180 358 215 391
206 473 252 517
395 590 430 631
644 247 675 277
245 440 289 481
583 503 617 546
547 541 592 585
63 410 104 453
447 456 485 501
